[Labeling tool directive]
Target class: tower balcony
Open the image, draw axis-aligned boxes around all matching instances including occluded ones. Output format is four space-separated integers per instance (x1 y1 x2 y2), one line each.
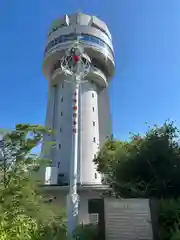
51 66 107 88
42 39 115 82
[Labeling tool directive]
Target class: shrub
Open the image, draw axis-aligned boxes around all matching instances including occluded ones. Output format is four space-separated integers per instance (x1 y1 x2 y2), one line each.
73 223 99 240
170 229 180 240
158 199 180 240
0 124 67 240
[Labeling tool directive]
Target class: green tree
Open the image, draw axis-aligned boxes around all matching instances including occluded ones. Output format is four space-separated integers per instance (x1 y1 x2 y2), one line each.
94 121 180 198
0 124 66 240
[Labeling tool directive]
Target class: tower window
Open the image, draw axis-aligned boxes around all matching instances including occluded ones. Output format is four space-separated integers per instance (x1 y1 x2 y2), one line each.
93 137 96 142
61 97 63 102
94 154 96 159
93 121 95 126
60 127 62 132
94 172 97 179
61 112 63 116
59 173 64 177
58 162 60 168
92 107 95 112
61 83 64 88
59 144 61 149
92 93 94 98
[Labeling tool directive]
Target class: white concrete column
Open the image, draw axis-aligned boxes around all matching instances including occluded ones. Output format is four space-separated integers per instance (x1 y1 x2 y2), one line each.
98 87 112 147
54 79 74 184
80 81 101 184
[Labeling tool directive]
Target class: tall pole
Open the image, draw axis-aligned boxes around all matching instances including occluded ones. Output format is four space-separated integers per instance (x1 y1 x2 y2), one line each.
60 42 91 239
67 80 79 238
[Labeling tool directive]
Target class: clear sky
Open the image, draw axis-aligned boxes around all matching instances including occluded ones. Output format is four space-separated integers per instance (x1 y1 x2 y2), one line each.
1 0 180 141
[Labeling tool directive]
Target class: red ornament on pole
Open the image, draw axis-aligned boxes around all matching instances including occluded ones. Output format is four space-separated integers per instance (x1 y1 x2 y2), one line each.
73 106 77 111
73 55 79 63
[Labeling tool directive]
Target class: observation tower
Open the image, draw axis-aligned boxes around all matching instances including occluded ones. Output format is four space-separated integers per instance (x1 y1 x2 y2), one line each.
41 12 115 186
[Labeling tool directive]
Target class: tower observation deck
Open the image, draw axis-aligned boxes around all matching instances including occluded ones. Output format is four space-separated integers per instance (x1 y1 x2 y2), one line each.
42 12 115 186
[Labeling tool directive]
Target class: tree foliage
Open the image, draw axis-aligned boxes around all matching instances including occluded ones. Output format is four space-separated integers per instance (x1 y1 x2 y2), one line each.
94 121 180 198
0 124 66 240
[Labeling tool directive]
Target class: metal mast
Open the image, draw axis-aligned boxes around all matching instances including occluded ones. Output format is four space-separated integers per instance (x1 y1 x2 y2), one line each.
60 41 91 238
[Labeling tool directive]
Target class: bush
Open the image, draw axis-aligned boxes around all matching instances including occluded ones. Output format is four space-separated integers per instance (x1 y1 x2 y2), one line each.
158 199 180 240
170 229 180 240
73 223 99 240
0 214 38 240
38 216 66 240
0 124 67 240
0 203 67 240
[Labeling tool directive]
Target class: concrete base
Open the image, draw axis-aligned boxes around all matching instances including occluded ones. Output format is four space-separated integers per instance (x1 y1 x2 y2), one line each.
40 184 110 224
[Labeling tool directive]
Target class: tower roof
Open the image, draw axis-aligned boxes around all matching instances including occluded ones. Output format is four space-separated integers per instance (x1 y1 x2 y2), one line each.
50 12 112 40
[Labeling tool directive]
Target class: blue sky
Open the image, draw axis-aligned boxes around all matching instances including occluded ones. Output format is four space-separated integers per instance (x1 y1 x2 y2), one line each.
0 0 180 141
